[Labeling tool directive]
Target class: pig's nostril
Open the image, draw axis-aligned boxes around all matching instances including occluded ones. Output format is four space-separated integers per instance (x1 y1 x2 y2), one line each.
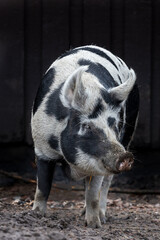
116 153 134 172
118 158 133 171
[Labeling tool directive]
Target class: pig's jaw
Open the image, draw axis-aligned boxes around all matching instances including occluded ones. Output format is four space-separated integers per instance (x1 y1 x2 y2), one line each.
69 165 106 181
68 151 110 180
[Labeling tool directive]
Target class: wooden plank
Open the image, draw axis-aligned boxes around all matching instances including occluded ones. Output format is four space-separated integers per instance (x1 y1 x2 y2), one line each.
69 0 83 48
83 0 111 48
42 0 70 73
24 0 42 144
0 0 24 143
124 0 152 147
110 0 124 58
151 0 160 148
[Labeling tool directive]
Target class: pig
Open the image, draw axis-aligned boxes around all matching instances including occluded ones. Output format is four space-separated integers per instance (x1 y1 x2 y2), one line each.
31 45 139 228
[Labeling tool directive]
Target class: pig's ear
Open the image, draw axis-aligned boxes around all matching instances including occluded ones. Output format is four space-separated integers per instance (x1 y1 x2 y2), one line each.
109 69 136 102
60 66 88 109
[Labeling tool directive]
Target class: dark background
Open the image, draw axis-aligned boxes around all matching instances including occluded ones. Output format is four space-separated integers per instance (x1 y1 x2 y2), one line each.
0 0 160 188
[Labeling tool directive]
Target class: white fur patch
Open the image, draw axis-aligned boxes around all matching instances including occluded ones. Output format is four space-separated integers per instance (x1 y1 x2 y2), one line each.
75 148 106 176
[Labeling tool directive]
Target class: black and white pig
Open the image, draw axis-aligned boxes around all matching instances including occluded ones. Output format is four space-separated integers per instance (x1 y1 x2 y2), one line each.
31 45 139 228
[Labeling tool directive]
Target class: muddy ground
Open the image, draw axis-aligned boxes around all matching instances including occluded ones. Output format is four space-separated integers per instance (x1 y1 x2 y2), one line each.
0 182 160 240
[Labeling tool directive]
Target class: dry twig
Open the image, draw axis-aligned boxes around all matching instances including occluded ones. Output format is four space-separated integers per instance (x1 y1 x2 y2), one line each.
1 170 160 195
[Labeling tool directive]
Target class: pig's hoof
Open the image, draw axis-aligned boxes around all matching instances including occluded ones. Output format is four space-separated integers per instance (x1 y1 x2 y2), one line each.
100 214 107 224
32 201 46 216
99 210 107 224
85 216 102 228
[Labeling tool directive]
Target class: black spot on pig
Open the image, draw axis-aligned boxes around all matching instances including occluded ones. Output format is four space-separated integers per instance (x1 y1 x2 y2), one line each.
33 68 55 115
118 74 122 83
89 99 104 119
118 108 124 133
61 110 109 163
45 84 68 120
61 110 81 163
117 57 124 66
48 135 59 151
91 200 99 209
59 46 119 70
77 124 109 158
107 117 119 138
107 117 116 127
121 84 139 148
36 157 56 200
78 59 118 89
78 47 119 70
101 89 121 108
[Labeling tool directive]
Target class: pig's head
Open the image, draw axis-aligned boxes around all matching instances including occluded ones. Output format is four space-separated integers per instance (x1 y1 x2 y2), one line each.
60 66 136 178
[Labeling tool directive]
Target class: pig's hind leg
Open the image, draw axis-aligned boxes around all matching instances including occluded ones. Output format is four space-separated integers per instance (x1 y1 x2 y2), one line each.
32 157 56 215
99 175 113 223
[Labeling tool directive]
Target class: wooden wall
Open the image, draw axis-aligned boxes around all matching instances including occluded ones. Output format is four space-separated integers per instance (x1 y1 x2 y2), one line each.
0 0 160 149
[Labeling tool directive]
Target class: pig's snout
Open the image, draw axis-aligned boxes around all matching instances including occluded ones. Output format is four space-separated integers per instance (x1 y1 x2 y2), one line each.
116 152 134 172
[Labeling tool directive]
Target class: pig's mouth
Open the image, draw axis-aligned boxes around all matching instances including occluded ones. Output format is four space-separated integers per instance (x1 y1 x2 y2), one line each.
102 152 134 174
103 165 120 175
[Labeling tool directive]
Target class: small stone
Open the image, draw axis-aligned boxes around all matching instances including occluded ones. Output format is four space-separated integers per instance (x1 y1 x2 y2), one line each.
155 203 160 208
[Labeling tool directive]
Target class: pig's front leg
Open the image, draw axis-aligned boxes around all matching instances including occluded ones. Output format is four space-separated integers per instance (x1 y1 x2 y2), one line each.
32 157 56 215
99 175 113 223
85 176 104 228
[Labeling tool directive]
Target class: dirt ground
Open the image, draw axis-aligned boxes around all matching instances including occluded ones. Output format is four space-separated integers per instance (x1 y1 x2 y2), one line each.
0 182 160 240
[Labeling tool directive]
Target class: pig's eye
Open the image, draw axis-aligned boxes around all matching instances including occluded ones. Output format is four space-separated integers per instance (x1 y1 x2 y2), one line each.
81 123 91 131
78 123 92 135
